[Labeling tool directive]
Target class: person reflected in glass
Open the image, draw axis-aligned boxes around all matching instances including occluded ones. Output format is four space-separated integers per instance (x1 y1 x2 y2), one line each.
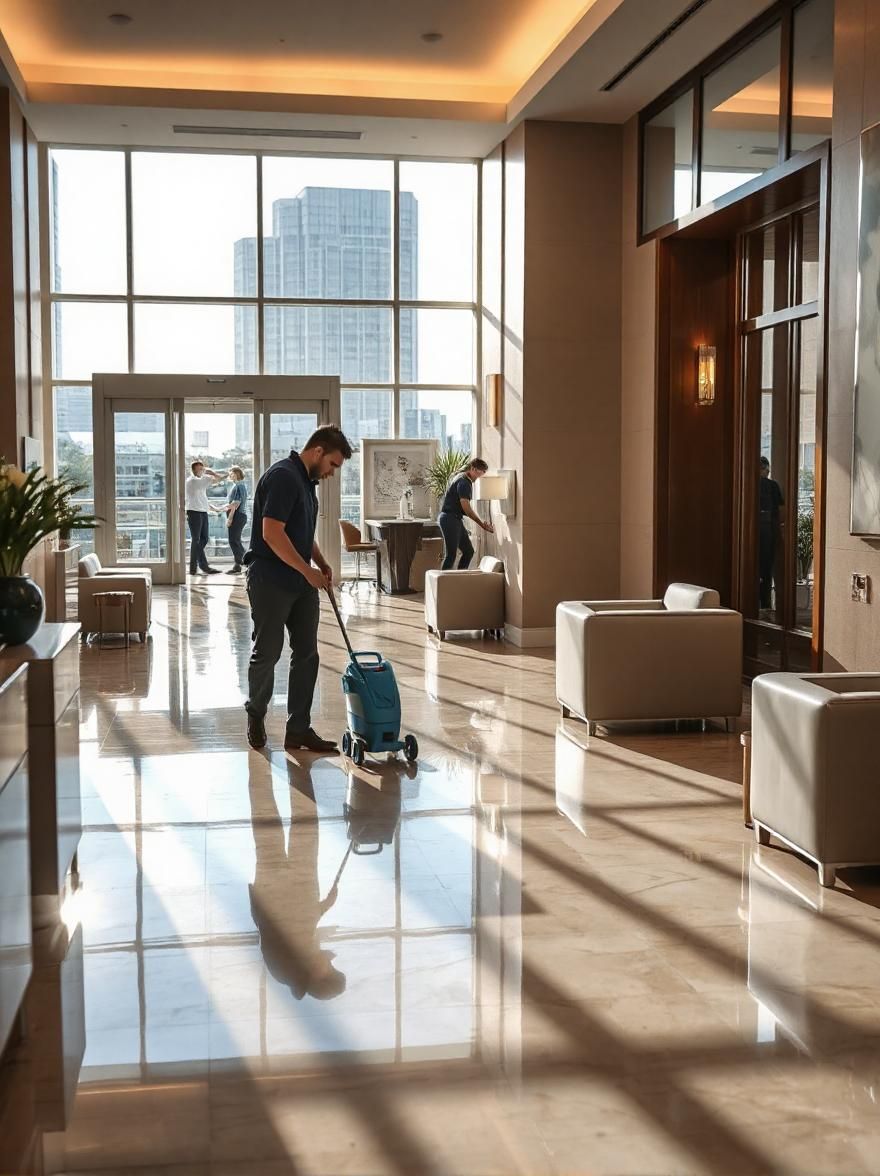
759 455 784 619
247 756 346 1003
438 457 495 570
216 465 248 575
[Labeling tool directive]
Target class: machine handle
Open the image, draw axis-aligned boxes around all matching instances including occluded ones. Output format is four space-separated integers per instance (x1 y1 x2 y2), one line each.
352 651 383 668
352 842 383 856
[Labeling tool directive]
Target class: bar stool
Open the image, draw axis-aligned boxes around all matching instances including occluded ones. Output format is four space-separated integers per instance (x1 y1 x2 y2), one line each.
93 590 134 648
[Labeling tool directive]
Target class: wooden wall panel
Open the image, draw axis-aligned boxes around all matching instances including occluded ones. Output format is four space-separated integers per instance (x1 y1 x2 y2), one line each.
0 83 47 596
656 237 736 600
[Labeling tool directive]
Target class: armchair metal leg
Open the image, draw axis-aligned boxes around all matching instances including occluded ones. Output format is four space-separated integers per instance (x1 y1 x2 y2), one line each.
587 721 597 737
818 864 837 888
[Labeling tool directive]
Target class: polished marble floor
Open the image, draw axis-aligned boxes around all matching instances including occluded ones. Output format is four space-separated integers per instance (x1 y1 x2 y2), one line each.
6 580 880 1174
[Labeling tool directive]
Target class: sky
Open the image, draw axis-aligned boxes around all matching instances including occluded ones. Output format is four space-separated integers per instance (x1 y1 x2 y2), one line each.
51 149 477 440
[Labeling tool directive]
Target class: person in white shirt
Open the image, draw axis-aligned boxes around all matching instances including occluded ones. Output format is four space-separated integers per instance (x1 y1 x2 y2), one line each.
185 460 228 575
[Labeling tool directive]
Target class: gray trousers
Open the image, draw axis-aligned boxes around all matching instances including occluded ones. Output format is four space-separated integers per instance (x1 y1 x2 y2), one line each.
245 564 320 733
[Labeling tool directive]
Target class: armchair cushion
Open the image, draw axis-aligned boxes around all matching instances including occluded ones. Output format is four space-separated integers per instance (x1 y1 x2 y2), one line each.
662 583 721 610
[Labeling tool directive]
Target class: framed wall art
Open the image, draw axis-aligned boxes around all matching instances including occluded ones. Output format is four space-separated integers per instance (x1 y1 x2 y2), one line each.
360 438 438 521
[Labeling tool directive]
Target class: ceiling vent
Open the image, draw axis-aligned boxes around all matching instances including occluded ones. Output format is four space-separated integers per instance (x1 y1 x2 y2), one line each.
600 0 714 91
750 146 780 157
172 125 363 140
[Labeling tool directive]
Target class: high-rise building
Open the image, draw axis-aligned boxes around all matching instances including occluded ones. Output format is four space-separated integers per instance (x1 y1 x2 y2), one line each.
234 186 417 386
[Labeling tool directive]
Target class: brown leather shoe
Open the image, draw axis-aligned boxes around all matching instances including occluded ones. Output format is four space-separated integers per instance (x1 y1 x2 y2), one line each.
247 713 267 749
284 727 339 753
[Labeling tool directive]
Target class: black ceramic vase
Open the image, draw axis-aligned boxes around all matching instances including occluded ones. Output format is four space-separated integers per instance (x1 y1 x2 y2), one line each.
0 575 45 645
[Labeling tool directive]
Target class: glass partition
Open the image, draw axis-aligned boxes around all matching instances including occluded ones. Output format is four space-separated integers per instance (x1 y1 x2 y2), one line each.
642 91 695 233
701 24 782 204
791 0 834 155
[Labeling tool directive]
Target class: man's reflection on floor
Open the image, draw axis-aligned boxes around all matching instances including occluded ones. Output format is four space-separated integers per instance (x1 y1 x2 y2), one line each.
247 756 346 1002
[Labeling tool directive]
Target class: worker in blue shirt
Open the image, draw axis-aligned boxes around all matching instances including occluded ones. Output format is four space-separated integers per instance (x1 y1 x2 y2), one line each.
438 457 495 570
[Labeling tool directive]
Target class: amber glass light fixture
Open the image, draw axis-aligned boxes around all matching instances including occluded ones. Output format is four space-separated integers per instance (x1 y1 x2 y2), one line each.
697 344 716 405
484 372 502 427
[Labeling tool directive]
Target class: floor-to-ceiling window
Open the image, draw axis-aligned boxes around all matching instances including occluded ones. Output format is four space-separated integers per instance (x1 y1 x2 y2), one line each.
49 149 479 554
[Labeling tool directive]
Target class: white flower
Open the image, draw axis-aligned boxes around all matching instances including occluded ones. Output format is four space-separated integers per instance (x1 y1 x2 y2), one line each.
0 464 27 489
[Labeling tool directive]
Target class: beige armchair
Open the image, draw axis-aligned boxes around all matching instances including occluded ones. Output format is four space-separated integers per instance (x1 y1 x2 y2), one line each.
751 673 880 887
556 583 742 734
425 556 505 640
78 555 151 642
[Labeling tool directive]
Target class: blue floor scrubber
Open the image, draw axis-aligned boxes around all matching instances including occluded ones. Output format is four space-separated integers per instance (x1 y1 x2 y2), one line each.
326 587 418 767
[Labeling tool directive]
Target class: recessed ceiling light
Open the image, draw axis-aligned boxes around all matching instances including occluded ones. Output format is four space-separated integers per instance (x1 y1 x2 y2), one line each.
421 31 443 43
108 13 133 25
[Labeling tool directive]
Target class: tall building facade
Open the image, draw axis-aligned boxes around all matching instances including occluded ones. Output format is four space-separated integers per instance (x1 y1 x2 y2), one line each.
234 186 417 392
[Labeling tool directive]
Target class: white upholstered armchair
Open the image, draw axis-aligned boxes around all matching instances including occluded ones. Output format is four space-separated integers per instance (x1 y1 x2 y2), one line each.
425 556 505 640
555 583 743 734
78 554 152 641
751 673 880 887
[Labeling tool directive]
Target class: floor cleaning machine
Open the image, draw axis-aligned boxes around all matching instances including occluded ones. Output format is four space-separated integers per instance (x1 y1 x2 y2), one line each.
326 587 418 767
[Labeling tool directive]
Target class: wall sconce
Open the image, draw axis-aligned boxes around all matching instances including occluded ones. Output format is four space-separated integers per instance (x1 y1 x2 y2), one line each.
476 470 516 520
484 372 502 428
697 345 716 406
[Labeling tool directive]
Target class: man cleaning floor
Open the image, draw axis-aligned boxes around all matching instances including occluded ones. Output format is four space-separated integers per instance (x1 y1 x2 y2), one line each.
243 425 353 753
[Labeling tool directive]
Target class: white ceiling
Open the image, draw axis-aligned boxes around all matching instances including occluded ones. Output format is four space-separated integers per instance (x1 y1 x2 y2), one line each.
0 0 779 156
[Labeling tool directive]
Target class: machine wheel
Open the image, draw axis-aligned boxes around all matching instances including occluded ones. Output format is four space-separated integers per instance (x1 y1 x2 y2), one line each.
341 731 352 757
352 740 366 766
403 734 418 762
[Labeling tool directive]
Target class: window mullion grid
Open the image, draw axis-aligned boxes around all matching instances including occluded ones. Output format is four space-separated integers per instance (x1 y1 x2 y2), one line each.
125 150 134 373
393 158 400 437
50 150 481 449
475 159 483 458
256 154 265 376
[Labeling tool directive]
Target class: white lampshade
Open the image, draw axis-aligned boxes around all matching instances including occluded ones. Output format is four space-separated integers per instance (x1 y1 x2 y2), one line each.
476 474 508 501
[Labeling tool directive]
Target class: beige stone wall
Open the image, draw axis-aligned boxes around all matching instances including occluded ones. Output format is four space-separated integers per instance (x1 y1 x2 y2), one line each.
619 115 658 598
481 120 623 640
822 0 880 668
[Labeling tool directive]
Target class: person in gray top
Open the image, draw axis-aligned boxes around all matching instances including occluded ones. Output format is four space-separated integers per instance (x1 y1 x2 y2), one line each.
438 457 494 570
217 465 248 574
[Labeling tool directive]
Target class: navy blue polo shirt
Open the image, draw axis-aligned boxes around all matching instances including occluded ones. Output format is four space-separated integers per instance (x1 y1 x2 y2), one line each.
440 474 473 518
246 453 318 588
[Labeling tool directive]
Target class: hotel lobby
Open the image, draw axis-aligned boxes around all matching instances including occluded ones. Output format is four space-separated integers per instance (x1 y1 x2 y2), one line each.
2 1 880 1173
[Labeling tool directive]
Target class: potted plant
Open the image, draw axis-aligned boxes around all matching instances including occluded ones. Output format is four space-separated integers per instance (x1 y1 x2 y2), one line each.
796 506 814 616
0 461 98 645
425 448 471 515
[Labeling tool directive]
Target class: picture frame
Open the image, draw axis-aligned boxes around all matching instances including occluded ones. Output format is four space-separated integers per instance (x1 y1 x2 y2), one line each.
360 438 438 521
852 121 880 534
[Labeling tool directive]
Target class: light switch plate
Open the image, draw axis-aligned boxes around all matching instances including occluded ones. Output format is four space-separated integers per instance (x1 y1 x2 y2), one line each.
851 573 870 603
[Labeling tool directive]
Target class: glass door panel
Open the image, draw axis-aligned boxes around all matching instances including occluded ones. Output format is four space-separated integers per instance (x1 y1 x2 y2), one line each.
183 406 254 569
259 399 328 556
794 318 818 636
265 409 321 465
738 203 821 675
111 403 171 569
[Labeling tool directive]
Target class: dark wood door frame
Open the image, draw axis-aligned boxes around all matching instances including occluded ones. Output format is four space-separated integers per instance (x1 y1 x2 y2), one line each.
654 144 830 671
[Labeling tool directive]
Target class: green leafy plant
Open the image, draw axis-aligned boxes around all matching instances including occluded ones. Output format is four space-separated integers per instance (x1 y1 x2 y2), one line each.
425 448 471 505
0 461 99 576
796 507 814 581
